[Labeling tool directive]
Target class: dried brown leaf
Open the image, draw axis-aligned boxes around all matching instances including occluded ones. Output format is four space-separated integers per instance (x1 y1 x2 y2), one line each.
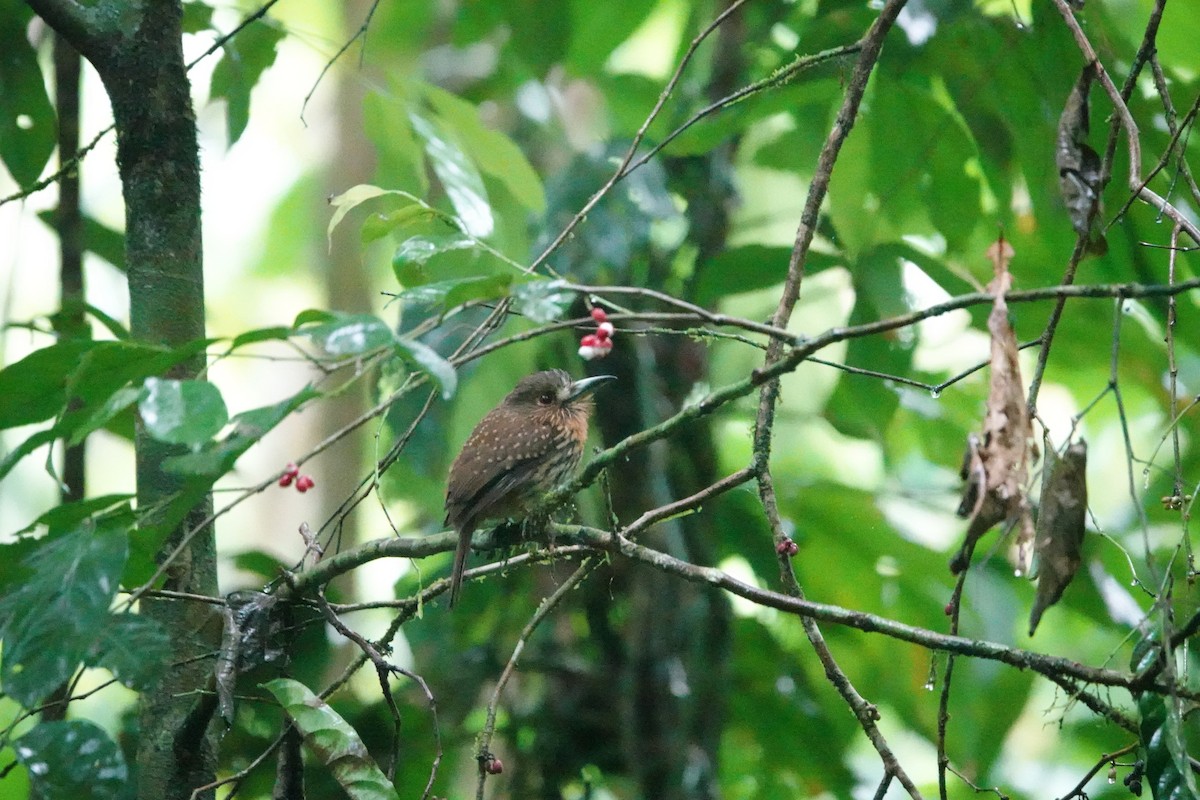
1028 440 1088 635
951 235 1035 574
1056 66 1106 253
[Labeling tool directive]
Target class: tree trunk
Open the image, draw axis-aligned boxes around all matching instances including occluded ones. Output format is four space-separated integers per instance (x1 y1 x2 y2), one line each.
27 1 219 797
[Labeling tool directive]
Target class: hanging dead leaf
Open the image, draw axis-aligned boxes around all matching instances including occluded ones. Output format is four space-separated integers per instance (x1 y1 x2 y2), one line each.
1028 439 1088 635
951 236 1035 574
216 590 286 725
1056 65 1106 254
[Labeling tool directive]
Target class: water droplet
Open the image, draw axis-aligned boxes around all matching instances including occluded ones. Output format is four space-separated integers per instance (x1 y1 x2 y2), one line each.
1014 568 1023 577
1108 776 1116 785
930 388 941 399
923 680 935 691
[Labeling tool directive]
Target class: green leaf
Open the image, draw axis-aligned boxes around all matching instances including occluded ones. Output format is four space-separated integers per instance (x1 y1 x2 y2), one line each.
868 76 982 254
182 0 215 33
514 279 575 323
825 247 915 440
162 385 320 478
692 246 840 306
0 0 56 186
88 613 171 690
0 340 95 429
84 304 131 339
12 493 133 539
410 111 494 237
139 377 229 446
37 210 125 270
423 84 546 213
65 385 139 448
264 678 401 800
391 232 478 286
362 204 438 245
327 184 420 247
363 88 428 197
301 312 397 356
394 274 513 314
294 308 336 327
396 339 456 399
0 523 128 707
209 20 285 145
13 721 128 800
565 0 657 73
1138 690 1200 800
228 325 294 349
0 427 58 484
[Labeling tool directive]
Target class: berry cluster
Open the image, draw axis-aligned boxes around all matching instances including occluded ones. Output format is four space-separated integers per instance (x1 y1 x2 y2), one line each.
279 462 315 493
578 306 615 361
775 537 798 557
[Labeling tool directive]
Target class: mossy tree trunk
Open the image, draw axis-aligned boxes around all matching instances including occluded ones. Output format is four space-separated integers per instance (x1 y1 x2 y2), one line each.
25 2 218 798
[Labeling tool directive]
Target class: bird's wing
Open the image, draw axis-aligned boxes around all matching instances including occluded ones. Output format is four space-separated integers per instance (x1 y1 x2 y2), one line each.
448 455 546 531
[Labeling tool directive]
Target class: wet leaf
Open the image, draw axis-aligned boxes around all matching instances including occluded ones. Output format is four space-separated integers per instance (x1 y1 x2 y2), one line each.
301 312 397 356
410 111 494 237
391 231 478 286
0 522 127 707
139 377 229 446
363 88 429 198
162 386 319 478
265 678 401 800
89 613 171 690
514 279 575 323
1028 439 1088 635
394 274 513 315
14 720 128 800
397 338 457 399
423 83 546 213
1137 688 1200 800
363 203 437 245
951 236 1035 574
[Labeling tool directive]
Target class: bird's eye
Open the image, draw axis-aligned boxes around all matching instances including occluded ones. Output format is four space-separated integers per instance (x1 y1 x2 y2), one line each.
537 392 554 405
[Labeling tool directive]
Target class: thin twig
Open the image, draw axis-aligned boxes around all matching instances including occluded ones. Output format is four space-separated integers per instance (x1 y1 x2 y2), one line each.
526 0 752 274
1057 743 1139 800
1051 0 1200 244
474 559 600 799
318 593 441 797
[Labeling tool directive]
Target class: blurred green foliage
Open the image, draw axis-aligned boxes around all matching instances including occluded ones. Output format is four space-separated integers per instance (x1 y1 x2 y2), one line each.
2 0 1200 799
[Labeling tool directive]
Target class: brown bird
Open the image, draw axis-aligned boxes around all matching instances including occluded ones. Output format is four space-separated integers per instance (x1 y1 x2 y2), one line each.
444 370 615 607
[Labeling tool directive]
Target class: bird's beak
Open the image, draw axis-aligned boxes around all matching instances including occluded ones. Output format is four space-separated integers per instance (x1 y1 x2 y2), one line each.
565 374 616 402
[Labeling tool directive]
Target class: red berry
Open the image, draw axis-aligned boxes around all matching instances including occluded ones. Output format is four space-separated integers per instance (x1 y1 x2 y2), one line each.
596 321 614 339
598 337 613 350
580 334 599 347
295 475 315 493
284 462 300 476
944 603 954 616
278 473 294 488
485 757 504 775
787 540 799 556
590 307 607 323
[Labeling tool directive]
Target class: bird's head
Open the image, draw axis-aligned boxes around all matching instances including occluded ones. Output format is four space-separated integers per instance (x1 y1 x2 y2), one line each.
502 369 616 411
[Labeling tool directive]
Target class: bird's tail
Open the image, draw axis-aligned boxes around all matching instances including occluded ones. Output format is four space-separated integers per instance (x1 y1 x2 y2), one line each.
449 529 471 608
